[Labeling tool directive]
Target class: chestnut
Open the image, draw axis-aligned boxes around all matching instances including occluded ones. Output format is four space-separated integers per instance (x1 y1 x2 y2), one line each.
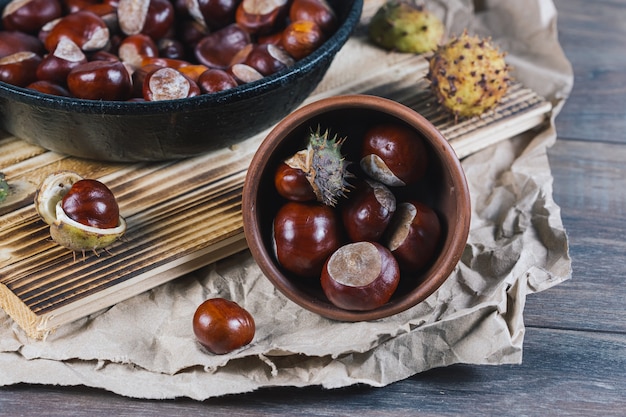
118 33 159 70
192 298 255 355
157 37 185 60
273 201 342 278
274 161 317 202
360 123 429 187
341 179 396 243
36 37 87 85
196 68 238 93
186 0 239 30
0 51 42 87
117 0 175 40
34 171 127 254
320 241 400 311
384 201 441 273
67 60 132 100
43 10 110 53
243 43 294 76
281 20 325 60
0 30 44 58
194 23 251 70
2 0 63 34
235 0 289 36
289 0 338 35
26 80 71 96
142 66 201 101
61 179 120 229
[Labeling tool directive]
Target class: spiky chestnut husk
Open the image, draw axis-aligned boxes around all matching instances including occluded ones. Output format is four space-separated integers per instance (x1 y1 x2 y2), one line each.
427 31 510 121
368 1 444 54
283 127 353 207
0 173 8 203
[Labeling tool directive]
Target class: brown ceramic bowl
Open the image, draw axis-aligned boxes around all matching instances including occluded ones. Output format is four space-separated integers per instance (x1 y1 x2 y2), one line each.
242 95 471 321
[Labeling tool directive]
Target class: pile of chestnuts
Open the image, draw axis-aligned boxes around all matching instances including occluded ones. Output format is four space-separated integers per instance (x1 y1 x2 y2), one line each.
272 122 442 312
0 0 338 101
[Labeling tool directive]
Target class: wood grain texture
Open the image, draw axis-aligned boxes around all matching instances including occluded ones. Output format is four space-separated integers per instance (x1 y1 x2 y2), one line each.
1 0 625 414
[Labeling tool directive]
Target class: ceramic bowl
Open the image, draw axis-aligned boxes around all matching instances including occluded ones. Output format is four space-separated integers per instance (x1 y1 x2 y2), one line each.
242 94 471 321
0 0 363 162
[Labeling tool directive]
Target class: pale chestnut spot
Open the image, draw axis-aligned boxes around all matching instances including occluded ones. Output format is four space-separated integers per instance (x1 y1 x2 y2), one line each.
118 0 150 35
82 25 110 51
366 178 396 213
360 154 405 187
53 38 85 62
326 241 382 287
148 67 191 100
241 0 289 15
0 51 36 65
385 202 415 251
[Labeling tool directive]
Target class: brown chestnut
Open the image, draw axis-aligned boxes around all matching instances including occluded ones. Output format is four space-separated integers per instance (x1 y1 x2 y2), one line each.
341 179 396 243
289 0 337 35
273 201 342 278
274 161 317 202
360 123 429 187
186 0 238 30
2 0 63 34
321 241 400 311
61 179 120 229
26 79 71 96
117 0 175 40
281 20 325 60
44 10 110 53
192 298 255 355
67 60 132 100
384 201 441 272
194 23 251 70
142 66 201 101
235 0 289 36
243 43 294 76
0 30 44 58
36 37 87 85
118 33 159 70
0 51 41 86
196 68 238 93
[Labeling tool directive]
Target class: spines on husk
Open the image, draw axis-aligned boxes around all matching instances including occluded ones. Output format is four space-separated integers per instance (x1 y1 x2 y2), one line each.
427 30 511 122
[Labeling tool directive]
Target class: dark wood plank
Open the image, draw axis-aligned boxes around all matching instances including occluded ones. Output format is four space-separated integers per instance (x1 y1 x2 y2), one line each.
553 0 626 143
524 139 626 333
1 327 624 416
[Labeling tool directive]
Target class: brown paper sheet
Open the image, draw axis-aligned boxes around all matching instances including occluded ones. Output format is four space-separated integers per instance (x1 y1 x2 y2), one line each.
0 0 573 400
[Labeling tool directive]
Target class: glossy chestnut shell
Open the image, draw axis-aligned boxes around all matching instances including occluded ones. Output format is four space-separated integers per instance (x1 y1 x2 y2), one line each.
192 298 255 355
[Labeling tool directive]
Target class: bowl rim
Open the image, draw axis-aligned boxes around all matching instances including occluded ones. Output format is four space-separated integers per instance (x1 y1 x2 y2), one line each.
0 0 364 115
242 94 471 321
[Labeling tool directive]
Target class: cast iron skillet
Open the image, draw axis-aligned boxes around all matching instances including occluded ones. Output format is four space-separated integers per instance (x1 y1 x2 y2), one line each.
0 0 363 161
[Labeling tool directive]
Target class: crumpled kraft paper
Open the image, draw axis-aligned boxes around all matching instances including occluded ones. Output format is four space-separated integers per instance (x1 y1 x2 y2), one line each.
0 0 573 400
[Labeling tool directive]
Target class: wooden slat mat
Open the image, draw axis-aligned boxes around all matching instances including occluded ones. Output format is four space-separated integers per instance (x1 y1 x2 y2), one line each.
0 21 552 339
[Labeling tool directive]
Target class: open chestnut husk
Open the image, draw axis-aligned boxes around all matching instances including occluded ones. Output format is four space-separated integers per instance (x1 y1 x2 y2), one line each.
34 171 126 255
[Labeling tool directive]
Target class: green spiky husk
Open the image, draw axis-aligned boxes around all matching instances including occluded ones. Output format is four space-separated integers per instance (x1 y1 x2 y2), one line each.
427 31 510 120
284 127 352 206
368 1 444 54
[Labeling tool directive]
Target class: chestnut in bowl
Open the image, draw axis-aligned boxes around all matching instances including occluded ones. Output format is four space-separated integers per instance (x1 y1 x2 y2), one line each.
242 94 471 321
0 0 362 162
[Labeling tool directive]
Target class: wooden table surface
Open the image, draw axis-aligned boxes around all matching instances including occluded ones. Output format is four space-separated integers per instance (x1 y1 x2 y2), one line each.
1 0 625 415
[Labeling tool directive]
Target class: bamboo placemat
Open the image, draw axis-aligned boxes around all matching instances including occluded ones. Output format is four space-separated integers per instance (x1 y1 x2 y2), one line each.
0 16 552 339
